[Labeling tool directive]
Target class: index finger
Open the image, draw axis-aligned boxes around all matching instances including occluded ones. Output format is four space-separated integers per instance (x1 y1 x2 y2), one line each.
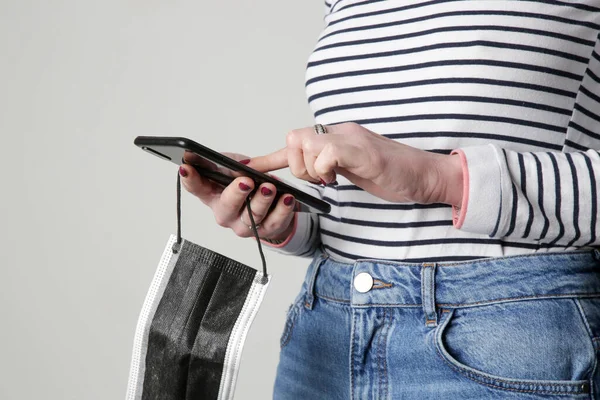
247 147 289 172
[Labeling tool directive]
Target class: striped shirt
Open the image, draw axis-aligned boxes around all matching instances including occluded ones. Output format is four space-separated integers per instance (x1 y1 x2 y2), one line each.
263 0 600 263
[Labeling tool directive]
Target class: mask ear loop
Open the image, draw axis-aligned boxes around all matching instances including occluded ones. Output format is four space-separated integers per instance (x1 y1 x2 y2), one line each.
172 171 268 282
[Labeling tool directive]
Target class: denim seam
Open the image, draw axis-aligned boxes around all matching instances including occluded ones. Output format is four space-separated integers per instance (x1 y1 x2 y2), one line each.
437 293 600 308
351 293 600 308
376 308 389 400
574 298 596 343
279 313 295 349
353 303 422 308
420 265 425 323
378 309 383 400
437 353 589 395
434 310 590 395
316 293 351 304
319 294 600 308
573 298 598 382
305 261 319 310
350 311 357 400
382 308 390 399
354 249 596 267
431 265 435 324
280 296 305 349
591 342 599 400
590 350 598 400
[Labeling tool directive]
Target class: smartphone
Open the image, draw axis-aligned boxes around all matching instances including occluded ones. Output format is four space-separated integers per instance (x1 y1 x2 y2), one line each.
134 136 331 214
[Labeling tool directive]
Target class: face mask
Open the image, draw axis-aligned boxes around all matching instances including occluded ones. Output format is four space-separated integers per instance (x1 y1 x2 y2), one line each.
126 172 270 400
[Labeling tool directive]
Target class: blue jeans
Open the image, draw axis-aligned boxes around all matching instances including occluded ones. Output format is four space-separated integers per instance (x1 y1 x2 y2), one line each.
273 248 600 399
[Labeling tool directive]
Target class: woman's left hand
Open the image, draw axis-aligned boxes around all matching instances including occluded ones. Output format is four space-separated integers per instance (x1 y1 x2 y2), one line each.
245 122 464 206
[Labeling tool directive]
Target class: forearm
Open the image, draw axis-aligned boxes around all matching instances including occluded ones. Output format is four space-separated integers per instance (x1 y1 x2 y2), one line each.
448 144 600 247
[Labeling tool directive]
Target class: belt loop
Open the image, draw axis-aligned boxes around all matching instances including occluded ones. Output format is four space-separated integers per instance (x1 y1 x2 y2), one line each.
304 251 327 310
421 263 437 327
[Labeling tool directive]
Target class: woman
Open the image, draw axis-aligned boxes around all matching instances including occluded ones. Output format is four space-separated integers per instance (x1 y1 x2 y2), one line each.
179 1 600 398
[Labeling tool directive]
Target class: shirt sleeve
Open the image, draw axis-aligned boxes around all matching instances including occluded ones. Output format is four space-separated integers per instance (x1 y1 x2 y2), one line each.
260 184 323 258
450 37 600 248
450 145 599 247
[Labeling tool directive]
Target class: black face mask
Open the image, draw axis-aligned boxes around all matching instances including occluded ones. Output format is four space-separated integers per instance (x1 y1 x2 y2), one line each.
126 172 270 400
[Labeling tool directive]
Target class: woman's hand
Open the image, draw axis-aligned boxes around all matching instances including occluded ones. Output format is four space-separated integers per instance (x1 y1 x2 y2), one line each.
246 122 464 206
179 152 297 241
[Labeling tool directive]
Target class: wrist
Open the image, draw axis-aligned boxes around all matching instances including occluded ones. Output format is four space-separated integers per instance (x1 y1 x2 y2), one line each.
438 153 464 207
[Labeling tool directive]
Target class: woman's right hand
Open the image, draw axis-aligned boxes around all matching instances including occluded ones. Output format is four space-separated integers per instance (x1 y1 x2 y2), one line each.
178 152 297 242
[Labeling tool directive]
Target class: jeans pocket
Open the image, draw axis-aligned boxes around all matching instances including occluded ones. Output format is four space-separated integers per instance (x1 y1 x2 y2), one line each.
279 289 307 350
434 298 595 396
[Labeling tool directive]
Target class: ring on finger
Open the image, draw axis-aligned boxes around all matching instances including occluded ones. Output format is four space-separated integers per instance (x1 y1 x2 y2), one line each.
240 214 261 231
314 124 328 135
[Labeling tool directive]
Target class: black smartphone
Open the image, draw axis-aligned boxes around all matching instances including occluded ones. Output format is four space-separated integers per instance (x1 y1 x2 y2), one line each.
134 136 331 214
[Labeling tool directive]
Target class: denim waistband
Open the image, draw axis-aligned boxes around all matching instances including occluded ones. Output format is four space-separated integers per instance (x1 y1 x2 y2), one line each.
302 248 600 310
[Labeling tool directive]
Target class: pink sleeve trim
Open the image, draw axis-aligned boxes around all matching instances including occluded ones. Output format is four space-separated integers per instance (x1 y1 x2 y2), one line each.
260 212 298 248
450 149 470 229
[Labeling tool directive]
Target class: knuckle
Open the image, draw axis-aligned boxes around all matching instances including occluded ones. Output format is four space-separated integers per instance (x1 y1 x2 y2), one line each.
343 121 359 130
214 214 228 228
291 167 307 180
324 141 338 157
258 218 273 233
303 136 317 153
264 214 283 231
262 221 277 232
250 210 266 223
314 164 327 177
232 225 248 237
286 130 302 147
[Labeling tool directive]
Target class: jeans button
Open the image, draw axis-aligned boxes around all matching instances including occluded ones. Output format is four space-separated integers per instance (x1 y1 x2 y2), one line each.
354 272 373 293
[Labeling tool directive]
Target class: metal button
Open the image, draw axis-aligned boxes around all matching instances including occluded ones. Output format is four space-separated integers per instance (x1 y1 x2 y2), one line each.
354 272 373 293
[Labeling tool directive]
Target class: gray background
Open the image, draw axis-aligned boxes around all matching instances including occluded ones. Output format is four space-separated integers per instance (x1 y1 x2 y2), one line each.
0 1 323 398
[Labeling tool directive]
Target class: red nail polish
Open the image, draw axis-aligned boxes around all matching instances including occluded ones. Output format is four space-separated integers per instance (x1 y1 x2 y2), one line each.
284 196 294 206
239 159 251 165
179 166 188 177
261 187 272 196
319 178 327 185
239 182 251 191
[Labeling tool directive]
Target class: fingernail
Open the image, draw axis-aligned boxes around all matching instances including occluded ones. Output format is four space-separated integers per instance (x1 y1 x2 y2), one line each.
239 182 251 191
319 178 327 185
239 159 251 165
179 166 188 177
284 196 294 206
261 187 272 196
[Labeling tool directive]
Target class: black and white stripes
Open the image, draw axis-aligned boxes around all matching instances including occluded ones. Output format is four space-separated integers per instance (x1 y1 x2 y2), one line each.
266 0 600 263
